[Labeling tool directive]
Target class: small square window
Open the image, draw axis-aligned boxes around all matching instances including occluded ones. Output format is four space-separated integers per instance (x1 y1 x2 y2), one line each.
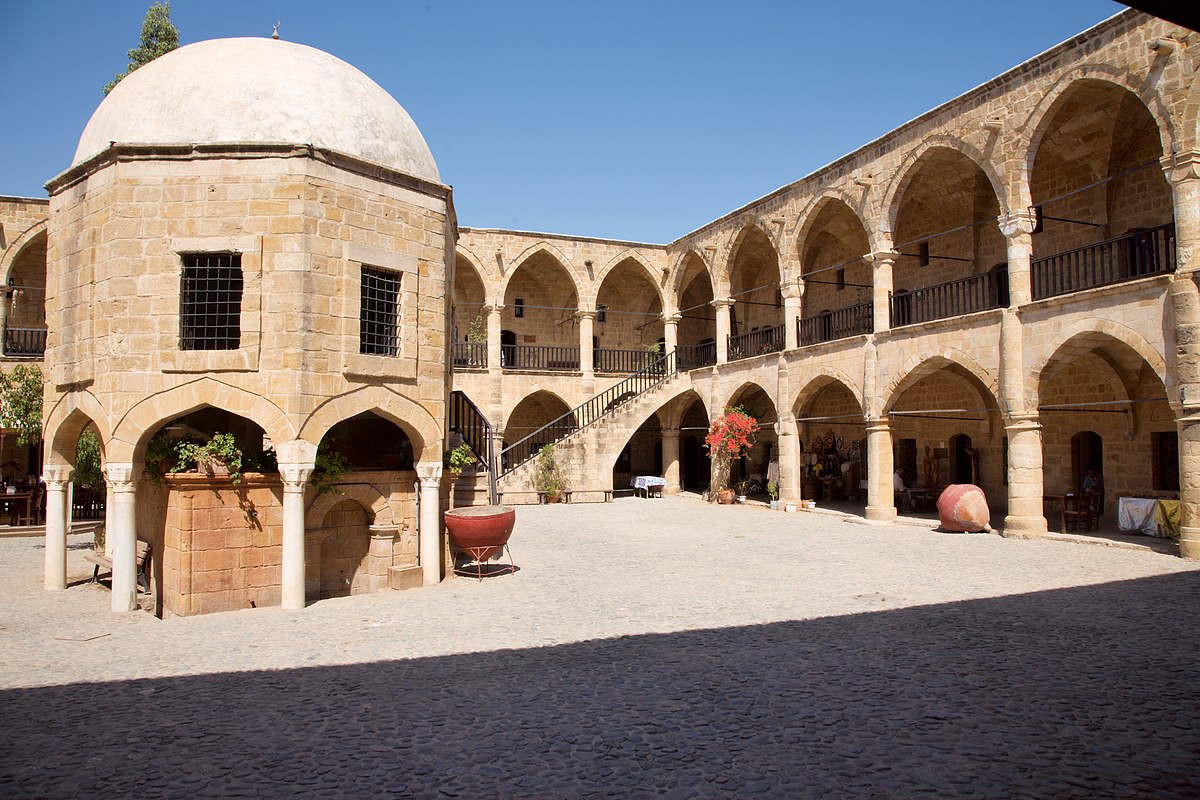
360 266 401 356
514 298 525 318
837 269 846 291
180 253 242 350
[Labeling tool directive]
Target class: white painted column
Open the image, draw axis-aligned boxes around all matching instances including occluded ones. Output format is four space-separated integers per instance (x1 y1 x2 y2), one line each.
42 464 73 591
104 481 115 556
870 250 897 335
1165 152 1200 558
662 430 680 493
999 210 1036 307
713 298 732 364
279 463 313 610
864 418 896 521
578 310 596 378
102 463 136 612
415 462 444 585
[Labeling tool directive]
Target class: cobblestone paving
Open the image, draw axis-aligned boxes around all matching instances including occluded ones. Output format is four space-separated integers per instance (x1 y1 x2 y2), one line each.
1 497 1198 798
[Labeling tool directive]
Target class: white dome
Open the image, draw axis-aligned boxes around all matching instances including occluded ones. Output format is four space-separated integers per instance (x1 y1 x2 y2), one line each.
73 37 440 183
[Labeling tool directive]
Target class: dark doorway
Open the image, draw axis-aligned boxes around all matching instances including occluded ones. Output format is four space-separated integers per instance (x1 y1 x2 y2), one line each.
1072 431 1103 490
951 434 974 484
500 329 516 367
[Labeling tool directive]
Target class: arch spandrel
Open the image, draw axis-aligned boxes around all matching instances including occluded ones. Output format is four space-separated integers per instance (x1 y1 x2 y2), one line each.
299 386 442 464
791 369 865 418
109 378 295 464
881 350 1001 416
882 138 1010 238
501 241 583 301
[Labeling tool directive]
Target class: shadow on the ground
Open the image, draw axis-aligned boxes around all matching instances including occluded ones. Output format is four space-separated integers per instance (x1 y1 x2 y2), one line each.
2 573 1199 799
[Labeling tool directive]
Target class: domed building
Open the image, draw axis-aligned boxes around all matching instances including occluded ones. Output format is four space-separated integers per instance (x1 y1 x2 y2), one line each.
41 37 454 615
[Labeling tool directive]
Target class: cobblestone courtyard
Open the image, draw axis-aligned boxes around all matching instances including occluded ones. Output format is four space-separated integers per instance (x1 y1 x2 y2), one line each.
2 497 1199 798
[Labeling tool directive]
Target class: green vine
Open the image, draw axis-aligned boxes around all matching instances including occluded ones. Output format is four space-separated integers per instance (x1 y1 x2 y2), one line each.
311 438 351 495
444 443 477 478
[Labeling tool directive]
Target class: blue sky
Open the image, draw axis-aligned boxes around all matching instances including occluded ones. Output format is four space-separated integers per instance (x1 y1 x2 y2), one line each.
1 0 1123 243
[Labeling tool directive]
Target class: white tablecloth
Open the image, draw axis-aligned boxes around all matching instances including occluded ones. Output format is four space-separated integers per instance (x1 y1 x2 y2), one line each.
1118 497 1158 534
632 476 666 490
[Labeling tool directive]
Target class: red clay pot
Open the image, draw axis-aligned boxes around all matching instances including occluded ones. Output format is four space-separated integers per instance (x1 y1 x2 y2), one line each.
444 505 516 560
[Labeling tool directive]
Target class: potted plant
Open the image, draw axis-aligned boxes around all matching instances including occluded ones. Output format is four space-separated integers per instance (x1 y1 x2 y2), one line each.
767 480 780 510
444 442 478 509
734 477 761 503
177 432 244 484
704 406 757 504
532 443 567 503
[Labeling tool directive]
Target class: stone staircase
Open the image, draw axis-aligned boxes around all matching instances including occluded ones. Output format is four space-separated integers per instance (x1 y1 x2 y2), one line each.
498 353 687 499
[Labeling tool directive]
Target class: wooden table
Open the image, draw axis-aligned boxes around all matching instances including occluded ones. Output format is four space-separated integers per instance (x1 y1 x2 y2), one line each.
0 491 33 526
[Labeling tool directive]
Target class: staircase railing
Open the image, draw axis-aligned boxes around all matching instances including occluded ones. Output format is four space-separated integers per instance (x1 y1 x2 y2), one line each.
449 390 498 504
500 350 678 477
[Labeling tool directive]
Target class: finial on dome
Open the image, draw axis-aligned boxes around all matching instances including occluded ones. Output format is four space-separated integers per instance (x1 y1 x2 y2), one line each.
272 22 280 40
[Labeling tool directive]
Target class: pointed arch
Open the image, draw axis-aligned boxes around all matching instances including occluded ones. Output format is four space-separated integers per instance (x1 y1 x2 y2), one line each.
882 138 1009 239
1017 67 1176 211
1027 319 1169 411
454 245 500 304
720 380 779 420
109 378 295 464
0 220 47 285
668 246 715 300
305 482 396 529
792 368 865 417
721 218 781 286
594 249 666 308
501 240 583 300
882 350 1001 415
44 391 110 467
790 189 875 261
299 386 442 464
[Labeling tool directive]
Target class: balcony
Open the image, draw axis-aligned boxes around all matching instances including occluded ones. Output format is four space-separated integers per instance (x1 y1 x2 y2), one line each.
891 270 1008 329
595 348 652 375
501 344 580 372
1031 223 1175 301
452 341 487 370
798 302 873 346
728 324 784 362
4 326 46 358
676 341 717 370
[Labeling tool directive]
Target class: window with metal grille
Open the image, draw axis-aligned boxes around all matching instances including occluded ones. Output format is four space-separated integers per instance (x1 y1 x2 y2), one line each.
360 266 401 356
180 254 243 350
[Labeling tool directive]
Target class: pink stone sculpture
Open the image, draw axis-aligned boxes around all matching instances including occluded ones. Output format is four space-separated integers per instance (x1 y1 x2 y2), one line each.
937 484 992 533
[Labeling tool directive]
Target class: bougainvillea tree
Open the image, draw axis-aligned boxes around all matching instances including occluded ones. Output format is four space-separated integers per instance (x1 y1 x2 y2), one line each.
704 405 757 496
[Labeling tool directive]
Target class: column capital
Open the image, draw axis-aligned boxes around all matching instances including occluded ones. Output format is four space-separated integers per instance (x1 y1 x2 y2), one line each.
661 309 681 323
869 250 899 268
415 462 443 482
368 524 401 540
101 462 133 486
711 297 734 309
1004 413 1042 432
865 417 891 432
45 464 76 487
575 309 598 322
998 209 1037 238
278 463 313 490
661 429 681 441
1162 151 1200 183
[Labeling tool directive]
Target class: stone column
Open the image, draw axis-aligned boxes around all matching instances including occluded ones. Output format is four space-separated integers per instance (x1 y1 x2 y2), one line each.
662 311 679 357
1165 151 1200 558
864 418 896 521
415 462 444 585
782 281 802 350
1003 414 1048 538
776 411 801 504
999 210 1037 306
713 298 733 364
42 464 73 591
101 463 136 611
870 250 897 335
662 430 681 493
487 303 502 373
279 462 313 610
366 525 400 593
577 310 596 378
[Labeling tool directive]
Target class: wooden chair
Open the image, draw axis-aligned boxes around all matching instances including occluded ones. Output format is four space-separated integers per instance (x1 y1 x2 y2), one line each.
1061 493 1094 532
1083 488 1103 531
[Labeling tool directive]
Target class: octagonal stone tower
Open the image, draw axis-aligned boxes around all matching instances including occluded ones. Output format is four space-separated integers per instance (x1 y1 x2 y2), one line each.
43 38 454 614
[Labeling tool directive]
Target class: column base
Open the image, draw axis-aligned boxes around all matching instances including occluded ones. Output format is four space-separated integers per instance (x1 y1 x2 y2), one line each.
864 505 897 522
1001 514 1047 539
1180 526 1200 560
